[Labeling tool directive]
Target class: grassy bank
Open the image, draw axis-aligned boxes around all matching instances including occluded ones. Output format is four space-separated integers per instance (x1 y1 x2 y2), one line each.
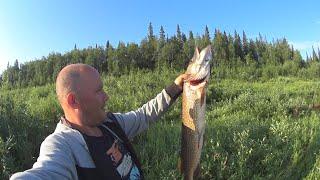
1 69 320 179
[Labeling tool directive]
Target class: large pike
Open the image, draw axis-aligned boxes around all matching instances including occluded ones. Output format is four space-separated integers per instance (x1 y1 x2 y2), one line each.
181 45 212 180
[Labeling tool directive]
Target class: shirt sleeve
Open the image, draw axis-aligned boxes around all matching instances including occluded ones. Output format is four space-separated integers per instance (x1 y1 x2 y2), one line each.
113 83 182 139
10 133 77 180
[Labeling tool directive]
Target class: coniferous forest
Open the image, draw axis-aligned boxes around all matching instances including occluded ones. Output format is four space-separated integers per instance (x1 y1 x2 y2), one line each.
1 24 320 179
2 23 320 89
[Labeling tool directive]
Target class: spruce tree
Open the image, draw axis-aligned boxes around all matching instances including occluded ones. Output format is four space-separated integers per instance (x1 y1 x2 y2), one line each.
106 40 110 50
249 40 258 62
202 25 211 48
148 22 155 41
159 26 166 48
234 31 243 61
176 24 183 48
312 46 319 62
242 31 249 57
223 31 230 64
213 29 224 66
183 31 196 67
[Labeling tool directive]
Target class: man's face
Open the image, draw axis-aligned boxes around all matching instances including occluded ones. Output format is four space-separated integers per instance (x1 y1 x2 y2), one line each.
77 70 108 126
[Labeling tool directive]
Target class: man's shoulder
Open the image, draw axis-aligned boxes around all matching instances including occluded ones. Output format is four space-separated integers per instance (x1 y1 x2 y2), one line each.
40 122 86 151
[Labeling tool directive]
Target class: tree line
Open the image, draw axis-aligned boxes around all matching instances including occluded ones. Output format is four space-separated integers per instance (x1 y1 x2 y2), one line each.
1 23 320 89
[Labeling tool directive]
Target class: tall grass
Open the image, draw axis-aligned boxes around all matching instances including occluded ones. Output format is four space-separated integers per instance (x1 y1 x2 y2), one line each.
1 68 320 179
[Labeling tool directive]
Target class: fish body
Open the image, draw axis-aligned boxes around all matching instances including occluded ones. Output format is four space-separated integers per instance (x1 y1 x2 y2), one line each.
181 45 212 180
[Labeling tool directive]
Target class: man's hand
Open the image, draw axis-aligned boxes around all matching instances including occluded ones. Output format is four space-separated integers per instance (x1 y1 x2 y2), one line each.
174 73 190 89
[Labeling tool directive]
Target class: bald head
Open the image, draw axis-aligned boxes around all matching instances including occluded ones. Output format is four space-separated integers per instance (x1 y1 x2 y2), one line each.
56 64 98 103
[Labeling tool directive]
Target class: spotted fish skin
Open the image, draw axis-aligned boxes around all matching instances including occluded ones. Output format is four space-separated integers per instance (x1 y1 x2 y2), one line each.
181 45 212 180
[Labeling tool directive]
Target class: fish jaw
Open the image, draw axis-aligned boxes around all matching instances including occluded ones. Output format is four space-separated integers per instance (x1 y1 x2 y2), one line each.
185 45 212 86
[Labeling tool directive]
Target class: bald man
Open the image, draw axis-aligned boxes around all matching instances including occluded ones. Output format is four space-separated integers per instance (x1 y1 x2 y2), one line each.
11 64 188 180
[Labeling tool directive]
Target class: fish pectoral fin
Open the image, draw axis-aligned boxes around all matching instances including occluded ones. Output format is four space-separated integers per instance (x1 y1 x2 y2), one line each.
177 157 183 173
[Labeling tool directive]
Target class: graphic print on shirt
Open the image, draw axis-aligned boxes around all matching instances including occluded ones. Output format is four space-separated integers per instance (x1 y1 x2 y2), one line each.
106 139 141 179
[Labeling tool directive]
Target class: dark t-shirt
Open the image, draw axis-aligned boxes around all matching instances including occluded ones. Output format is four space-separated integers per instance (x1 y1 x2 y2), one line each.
83 125 141 180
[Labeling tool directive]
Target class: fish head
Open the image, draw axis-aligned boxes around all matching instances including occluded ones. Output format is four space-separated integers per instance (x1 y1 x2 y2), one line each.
185 45 212 87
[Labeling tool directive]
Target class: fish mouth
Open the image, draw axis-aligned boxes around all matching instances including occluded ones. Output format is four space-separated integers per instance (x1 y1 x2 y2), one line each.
189 76 207 85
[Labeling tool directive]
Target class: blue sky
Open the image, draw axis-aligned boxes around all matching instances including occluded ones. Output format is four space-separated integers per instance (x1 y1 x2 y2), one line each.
1 0 319 74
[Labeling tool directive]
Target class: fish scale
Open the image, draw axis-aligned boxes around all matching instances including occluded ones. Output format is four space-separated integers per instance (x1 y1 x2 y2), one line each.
180 45 211 180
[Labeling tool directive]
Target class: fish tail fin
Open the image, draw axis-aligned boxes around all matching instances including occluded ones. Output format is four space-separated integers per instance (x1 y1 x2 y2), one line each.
194 163 201 179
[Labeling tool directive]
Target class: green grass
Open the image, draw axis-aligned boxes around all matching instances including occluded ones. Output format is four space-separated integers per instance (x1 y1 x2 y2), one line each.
1 69 320 179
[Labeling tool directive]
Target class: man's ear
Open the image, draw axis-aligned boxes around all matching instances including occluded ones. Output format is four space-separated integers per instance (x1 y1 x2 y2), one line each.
67 92 80 109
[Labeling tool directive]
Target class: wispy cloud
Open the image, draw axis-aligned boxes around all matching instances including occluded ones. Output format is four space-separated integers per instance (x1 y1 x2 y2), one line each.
315 20 320 24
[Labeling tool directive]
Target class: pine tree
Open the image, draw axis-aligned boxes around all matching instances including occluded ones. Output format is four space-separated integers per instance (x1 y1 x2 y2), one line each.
233 31 243 61
242 31 249 57
249 40 258 62
148 22 155 41
176 24 182 42
14 59 19 71
159 26 166 48
176 24 183 48
182 31 196 67
312 46 319 62
223 31 230 63
202 25 211 48
290 45 294 60
228 34 235 64
189 31 194 41
255 34 268 64
181 33 187 43
213 29 224 66
106 40 110 49
306 53 310 62
204 25 210 40
102 40 111 73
